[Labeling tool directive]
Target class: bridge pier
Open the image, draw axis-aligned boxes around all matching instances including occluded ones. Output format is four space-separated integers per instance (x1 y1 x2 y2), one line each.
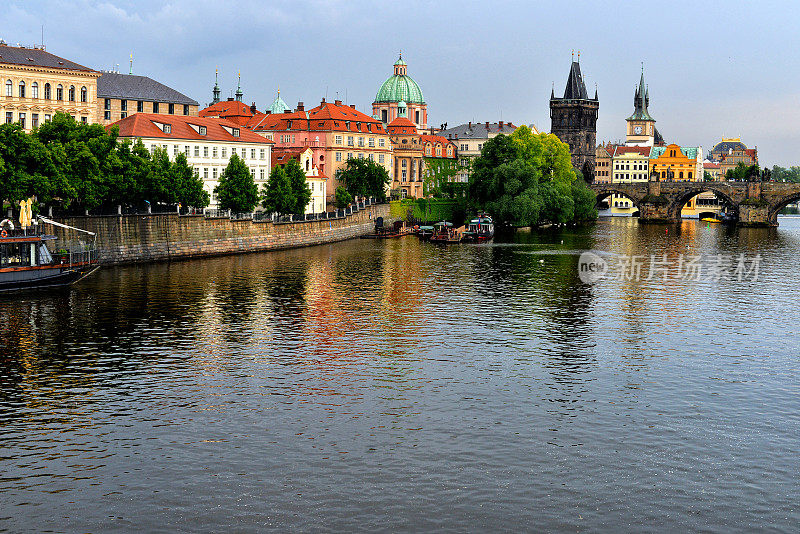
738 204 776 227
639 202 677 223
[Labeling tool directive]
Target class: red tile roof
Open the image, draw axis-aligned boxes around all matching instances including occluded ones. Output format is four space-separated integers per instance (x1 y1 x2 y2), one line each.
613 146 652 157
108 113 273 144
387 117 417 134
200 100 254 118
419 134 457 158
271 147 308 168
250 100 385 134
704 162 720 169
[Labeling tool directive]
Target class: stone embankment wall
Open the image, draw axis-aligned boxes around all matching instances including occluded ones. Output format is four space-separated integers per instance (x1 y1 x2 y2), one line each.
50 204 390 265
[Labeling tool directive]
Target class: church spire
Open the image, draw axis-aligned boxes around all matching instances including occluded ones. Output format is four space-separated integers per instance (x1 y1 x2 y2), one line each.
235 71 243 102
212 68 220 104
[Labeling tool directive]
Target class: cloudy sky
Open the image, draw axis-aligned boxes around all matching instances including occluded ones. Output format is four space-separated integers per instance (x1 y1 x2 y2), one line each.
3 0 798 165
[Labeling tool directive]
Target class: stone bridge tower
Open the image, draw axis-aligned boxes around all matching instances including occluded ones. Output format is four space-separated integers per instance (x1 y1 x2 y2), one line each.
550 54 599 182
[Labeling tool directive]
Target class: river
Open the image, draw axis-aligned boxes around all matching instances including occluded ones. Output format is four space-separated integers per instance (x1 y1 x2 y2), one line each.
1 217 798 533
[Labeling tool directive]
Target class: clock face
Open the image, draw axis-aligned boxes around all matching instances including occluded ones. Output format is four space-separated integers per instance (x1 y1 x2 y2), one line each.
634 126 643 135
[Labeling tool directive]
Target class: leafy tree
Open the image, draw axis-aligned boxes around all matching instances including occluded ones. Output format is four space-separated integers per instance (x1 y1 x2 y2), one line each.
468 127 596 227
261 164 293 213
284 159 312 214
0 122 55 209
771 165 800 183
215 153 258 212
703 170 714 182
171 153 209 208
337 158 390 200
334 186 352 209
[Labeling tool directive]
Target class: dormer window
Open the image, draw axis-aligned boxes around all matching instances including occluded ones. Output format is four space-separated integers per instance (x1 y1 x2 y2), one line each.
164 124 172 134
233 128 240 137
199 126 207 135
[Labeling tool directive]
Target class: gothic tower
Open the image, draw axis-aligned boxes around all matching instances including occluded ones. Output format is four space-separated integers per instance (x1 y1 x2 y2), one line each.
549 54 599 181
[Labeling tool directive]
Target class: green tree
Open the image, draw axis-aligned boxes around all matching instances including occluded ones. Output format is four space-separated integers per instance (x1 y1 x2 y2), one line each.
468 127 596 227
703 170 714 182
334 186 353 209
423 157 463 197
337 158 390 200
284 159 312 214
261 164 294 213
215 153 258 212
171 153 209 208
0 122 55 209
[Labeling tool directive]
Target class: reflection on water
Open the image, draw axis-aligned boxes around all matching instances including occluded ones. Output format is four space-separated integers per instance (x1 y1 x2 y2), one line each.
1 217 799 532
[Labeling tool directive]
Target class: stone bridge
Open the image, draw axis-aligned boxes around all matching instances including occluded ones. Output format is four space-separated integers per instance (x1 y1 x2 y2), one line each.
589 181 800 226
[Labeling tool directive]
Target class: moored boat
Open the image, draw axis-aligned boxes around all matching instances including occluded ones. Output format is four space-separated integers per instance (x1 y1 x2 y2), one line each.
0 215 99 293
462 214 495 242
416 225 435 241
429 221 463 244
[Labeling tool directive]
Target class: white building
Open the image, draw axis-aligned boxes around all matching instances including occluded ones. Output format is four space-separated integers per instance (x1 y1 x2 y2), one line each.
272 147 327 214
110 113 273 208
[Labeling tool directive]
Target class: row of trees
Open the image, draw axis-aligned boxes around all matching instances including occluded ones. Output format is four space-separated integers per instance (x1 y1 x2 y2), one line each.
0 113 209 214
467 126 597 227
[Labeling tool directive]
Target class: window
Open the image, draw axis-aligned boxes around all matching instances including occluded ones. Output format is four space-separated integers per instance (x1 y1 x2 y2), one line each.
31 82 38 99
121 112 127 119
232 128 239 137
121 100 127 112
379 138 385 147
194 146 200 157
378 154 385 164
213 168 218 179
44 114 51 122
168 103 175 115
347 136 354 146
32 114 39 128
164 124 171 134
260 169 265 180
203 146 209 158
81 86 87 102
153 102 160 113
232 147 237 157
104 98 111 110
203 168 209 179
250 168 255 178
104 111 111 120
18 113 25 129
185 146 190 155
259 149 265 160
212 147 218 158
336 152 342 162
251 149 256 159
347 152 352 159
68 85 75 101
56 84 64 100
183 105 189 116
241 149 246 160
358 137 364 147
335 135 342 144
5 79 11 97
173 145 178 157
199 126 206 135
137 101 144 112
44 83 51 100
221 147 227 159
368 137 375 147
18 81 25 98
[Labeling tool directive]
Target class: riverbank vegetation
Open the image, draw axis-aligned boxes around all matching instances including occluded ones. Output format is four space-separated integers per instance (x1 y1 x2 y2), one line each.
468 126 597 227
0 113 209 215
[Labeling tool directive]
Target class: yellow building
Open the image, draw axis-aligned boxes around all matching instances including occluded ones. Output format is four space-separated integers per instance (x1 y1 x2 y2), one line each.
1 43 101 129
650 144 709 215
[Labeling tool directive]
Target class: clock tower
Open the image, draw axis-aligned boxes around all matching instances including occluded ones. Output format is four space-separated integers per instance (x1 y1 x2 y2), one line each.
625 66 656 147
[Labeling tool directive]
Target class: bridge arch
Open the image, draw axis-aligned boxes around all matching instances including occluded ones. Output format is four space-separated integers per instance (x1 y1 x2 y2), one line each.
769 192 800 224
669 185 736 219
593 188 643 210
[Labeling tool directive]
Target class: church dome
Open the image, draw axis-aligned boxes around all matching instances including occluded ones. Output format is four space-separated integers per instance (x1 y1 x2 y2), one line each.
374 54 425 104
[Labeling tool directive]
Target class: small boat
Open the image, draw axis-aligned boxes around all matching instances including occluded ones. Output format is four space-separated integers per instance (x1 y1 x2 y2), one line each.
360 218 410 239
0 216 99 293
462 214 495 243
416 225 435 241
429 221 463 244
701 217 722 223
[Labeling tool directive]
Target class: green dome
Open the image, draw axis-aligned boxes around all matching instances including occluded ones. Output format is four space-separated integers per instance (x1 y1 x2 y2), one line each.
375 74 425 104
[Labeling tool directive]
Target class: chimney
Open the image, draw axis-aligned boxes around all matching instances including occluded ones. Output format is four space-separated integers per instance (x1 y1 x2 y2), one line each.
297 101 304 111
350 104 356 109
250 102 257 114
321 97 326 104
499 121 504 128
485 121 490 129
468 121 471 128
227 97 234 101
334 99 342 105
